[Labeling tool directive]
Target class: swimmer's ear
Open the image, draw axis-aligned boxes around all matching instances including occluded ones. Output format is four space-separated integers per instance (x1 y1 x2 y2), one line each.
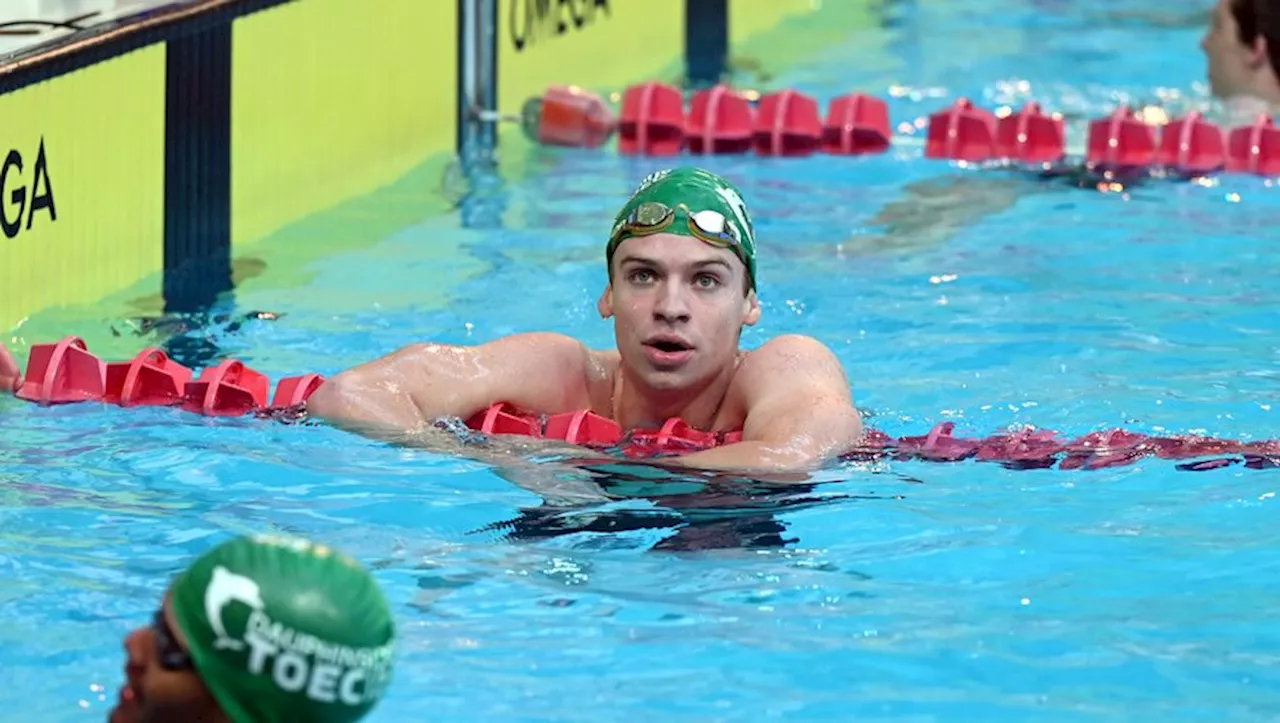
742 288 761 326
598 284 614 319
1249 34 1271 70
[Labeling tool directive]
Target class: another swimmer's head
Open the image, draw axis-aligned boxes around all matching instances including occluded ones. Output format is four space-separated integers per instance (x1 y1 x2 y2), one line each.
1202 0 1280 103
599 166 762 392
110 534 396 723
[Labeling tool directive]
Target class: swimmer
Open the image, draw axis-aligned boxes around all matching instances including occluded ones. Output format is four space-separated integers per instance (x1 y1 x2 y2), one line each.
108 533 395 723
1202 0 1280 125
307 165 865 473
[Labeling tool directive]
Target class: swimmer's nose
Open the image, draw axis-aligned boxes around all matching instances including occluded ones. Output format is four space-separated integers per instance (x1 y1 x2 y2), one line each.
652 282 691 323
123 627 151 674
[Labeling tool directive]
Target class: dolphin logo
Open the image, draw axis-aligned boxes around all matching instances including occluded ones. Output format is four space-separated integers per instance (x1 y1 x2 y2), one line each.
634 168 670 193
204 565 265 651
713 184 753 241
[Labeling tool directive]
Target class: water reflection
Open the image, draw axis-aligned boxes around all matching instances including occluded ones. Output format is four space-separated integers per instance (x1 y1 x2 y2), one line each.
478 453 911 553
123 309 282 370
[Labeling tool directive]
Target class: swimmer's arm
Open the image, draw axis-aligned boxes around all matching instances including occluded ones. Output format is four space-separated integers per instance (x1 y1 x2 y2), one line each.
0 343 21 395
306 332 591 438
671 335 864 475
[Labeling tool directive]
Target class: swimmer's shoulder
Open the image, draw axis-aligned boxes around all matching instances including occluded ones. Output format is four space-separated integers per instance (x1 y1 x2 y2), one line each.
712 335 852 430
728 334 848 397
739 334 840 370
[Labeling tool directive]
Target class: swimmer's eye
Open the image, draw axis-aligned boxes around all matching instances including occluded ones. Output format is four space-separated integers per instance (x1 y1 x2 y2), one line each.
694 273 721 289
627 269 656 284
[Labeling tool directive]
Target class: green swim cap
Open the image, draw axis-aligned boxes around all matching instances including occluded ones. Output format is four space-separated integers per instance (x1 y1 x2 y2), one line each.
169 534 396 723
607 166 758 288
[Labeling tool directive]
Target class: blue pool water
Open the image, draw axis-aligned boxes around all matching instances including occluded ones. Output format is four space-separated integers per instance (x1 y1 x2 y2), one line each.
5 0 1280 720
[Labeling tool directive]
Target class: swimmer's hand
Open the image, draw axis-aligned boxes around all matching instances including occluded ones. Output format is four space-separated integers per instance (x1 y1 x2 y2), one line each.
0 343 21 395
665 335 864 478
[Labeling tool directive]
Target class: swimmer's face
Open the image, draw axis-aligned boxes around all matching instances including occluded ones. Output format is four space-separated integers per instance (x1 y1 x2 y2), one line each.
1201 0 1265 98
109 594 225 723
600 232 760 392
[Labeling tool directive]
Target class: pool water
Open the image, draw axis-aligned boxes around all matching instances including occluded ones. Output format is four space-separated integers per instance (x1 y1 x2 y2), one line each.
5 0 1280 720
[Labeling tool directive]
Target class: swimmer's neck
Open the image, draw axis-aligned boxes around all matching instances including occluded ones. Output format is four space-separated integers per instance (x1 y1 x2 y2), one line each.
1224 92 1277 111
1215 93 1279 132
1221 90 1280 123
612 363 736 431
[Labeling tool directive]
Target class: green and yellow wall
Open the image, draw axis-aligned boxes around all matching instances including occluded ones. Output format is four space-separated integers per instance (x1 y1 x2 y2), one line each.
0 0 870 338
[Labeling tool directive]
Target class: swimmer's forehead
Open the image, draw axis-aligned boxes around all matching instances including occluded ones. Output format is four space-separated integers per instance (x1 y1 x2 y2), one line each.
612 234 745 272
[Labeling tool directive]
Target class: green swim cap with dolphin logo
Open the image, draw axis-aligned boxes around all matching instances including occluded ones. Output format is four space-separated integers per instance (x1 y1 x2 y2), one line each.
607 166 758 288
169 534 396 723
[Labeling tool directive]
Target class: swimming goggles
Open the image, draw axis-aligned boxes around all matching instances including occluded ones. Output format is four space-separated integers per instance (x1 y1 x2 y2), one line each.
611 201 743 249
152 608 195 671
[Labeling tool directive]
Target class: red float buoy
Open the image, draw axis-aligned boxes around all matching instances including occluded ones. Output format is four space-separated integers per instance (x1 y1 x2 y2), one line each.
15 336 106 405
544 409 622 446
822 92 891 155
1225 114 1280 176
686 84 754 155
519 85 617 149
994 102 1065 164
466 402 541 437
182 360 271 417
1085 105 1156 170
618 81 686 156
103 348 192 407
1155 111 1225 176
753 88 823 157
925 98 997 161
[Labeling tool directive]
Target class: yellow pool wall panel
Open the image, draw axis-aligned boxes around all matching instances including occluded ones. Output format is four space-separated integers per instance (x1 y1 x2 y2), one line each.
229 0 458 250
0 44 167 334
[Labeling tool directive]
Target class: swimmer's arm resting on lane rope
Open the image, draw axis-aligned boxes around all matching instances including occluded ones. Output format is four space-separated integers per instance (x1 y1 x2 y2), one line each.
306 332 592 440
669 335 866 476
0 344 20 395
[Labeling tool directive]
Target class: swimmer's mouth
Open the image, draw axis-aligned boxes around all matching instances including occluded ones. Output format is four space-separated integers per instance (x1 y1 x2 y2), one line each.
112 681 142 722
644 336 694 353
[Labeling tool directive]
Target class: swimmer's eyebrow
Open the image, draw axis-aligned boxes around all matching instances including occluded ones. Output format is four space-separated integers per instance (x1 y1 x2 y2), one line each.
689 258 733 271
618 254 662 269
618 255 732 271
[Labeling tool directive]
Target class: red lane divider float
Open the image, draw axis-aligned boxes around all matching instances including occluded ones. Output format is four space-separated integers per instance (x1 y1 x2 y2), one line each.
465 402 1279 471
619 81 686 156
1156 110 1225 176
508 83 1280 177
104 348 191 407
995 102 1066 164
926 98 999 162
10 335 322 417
1086 105 1157 171
14 336 105 405
837 422 1279 472
520 84 617 149
1226 114 1280 176
183 360 271 417
823 93 891 155
687 84 754 155
464 402 744 459
5 336 1278 471
753 88 823 157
